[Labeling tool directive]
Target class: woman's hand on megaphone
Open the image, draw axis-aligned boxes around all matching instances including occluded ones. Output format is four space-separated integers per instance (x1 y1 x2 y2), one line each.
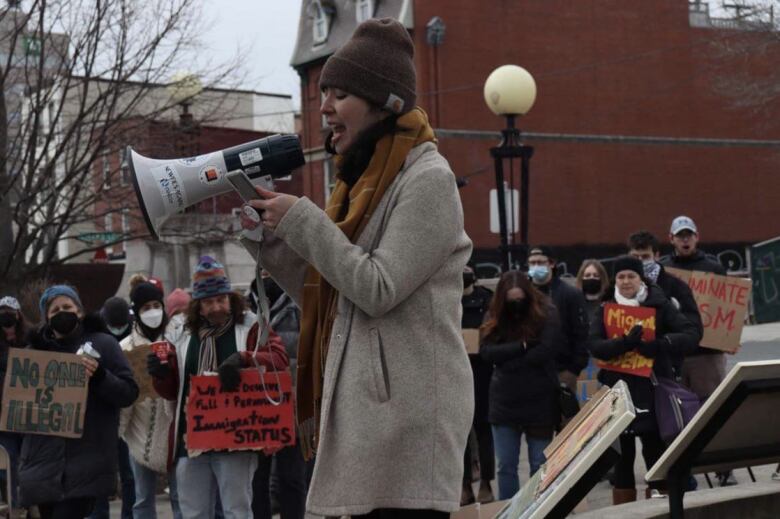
248 186 299 232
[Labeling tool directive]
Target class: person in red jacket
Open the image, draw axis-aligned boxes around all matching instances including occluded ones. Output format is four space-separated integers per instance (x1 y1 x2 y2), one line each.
147 256 288 519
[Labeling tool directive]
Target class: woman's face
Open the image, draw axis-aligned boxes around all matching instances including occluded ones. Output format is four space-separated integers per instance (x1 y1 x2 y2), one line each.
505 287 526 303
320 88 386 154
616 271 642 299
139 300 163 314
582 265 601 281
46 295 82 321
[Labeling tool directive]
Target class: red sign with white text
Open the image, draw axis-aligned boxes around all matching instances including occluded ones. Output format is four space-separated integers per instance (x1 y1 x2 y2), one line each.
596 303 656 378
185 369 295 454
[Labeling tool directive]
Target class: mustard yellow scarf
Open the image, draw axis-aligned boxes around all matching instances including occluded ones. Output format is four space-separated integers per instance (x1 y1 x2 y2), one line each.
296 108 436 459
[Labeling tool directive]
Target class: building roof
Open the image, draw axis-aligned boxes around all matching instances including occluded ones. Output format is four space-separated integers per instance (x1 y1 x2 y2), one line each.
290 0 413 69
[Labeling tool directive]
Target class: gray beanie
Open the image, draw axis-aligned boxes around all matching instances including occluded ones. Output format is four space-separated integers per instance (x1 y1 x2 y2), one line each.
319 18 416 115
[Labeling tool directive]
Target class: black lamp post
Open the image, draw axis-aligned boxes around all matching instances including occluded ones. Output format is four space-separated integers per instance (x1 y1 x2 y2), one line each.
484 65 537 272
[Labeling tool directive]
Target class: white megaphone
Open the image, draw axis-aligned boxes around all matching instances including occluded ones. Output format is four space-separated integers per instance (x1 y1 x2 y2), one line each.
127 134 305 240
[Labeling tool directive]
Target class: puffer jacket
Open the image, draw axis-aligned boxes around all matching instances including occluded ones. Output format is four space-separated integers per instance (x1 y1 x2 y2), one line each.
19 314 138 506
480 304 560 431
587 285 699 433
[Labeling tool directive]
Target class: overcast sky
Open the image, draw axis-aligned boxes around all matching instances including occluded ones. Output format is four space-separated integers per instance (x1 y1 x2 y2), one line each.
202 0 303 107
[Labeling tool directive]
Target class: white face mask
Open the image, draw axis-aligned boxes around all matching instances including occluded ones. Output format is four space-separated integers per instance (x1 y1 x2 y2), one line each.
139 308 164 329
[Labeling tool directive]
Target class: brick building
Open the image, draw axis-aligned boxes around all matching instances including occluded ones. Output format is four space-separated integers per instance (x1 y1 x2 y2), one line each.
291 0 780 272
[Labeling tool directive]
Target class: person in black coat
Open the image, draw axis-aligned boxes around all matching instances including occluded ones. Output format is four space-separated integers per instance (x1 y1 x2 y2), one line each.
526 246 589 391
19 285 138 519
627 231 703 340
460 265 495 505
480 271 560 500
588 257 699 505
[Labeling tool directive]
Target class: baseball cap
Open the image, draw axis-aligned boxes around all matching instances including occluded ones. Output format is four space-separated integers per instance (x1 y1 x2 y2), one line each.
670 216 698 235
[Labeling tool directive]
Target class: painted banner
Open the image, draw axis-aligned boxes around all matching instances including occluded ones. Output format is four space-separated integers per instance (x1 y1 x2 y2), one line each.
595 303 656 378
123 344 156 401
666 267 751 353
0 348 89 438
185 369 295 454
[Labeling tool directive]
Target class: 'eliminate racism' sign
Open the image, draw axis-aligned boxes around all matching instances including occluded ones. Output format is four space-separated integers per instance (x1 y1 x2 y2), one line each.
0 348 89 438
185 369 295 454
666 267 751 353
596 303 656 378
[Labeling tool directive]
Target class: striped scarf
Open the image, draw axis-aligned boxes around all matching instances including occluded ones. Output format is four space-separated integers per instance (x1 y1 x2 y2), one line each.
196 317 234 375
296 107 436 460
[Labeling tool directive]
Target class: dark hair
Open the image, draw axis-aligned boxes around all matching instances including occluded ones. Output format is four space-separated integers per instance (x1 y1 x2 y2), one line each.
481 271 548 343
627 230 660 253
576 259 610 296
185 291 246 334
0 309 28 348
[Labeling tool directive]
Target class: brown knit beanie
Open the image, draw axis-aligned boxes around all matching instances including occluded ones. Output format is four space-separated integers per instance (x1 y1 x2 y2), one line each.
319 17 416 115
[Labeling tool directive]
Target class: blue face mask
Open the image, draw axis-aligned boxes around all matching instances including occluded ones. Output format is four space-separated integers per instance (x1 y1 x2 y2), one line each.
528 265 550 283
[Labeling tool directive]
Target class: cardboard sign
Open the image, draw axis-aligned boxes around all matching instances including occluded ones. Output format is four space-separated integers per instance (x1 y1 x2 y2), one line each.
0 348 89 438
666 267 751 353
185 369 295 454
123 344 156 401
463 329 480 355
595 303 656 378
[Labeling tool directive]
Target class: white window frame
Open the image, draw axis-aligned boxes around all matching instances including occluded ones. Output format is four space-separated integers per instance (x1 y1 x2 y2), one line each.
119 150 129 186
121 209 130 235
356 0 374 23
101 153 111 189
323 158 336 205
312 1 330 44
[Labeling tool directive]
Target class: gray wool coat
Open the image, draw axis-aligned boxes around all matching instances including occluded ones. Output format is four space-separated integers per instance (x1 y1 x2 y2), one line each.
243 142 474 516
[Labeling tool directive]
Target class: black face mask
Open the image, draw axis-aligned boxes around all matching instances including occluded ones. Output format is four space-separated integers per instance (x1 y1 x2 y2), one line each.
581 278 602 296
504 299 528 318
0 312 17 328
463 272 476 289
262 278 285 306
50 311 80 336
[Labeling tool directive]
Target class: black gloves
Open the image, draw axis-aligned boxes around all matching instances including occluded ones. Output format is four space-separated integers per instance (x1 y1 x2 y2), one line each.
218 352 243 392
147 353 170 379
623 324 644 348
637 338 666 358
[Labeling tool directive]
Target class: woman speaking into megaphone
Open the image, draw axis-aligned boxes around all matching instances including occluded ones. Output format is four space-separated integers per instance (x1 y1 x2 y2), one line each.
240 18 473 519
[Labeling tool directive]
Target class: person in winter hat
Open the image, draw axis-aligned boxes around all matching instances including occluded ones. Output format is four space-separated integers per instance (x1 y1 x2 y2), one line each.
118 281 181 519
588 256 699 504
20 284 138 517
240 17 473 518
147 256 289 518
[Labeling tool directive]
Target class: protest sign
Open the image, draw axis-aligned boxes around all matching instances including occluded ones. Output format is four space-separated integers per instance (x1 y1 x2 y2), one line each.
0 348 89 438
666 267 751 353
185 369 295 454
123 344 156 401
595 303 656 378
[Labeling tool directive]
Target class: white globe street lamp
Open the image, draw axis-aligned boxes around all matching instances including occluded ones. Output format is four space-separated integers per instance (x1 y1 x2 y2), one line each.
484 64 537 271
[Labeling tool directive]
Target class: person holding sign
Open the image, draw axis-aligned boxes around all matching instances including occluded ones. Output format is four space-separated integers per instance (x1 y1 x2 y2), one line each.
19 285 139 519
148 256 288 519
479 271 560 500
239 17 474 519
119 281 179 519
587 257 698 504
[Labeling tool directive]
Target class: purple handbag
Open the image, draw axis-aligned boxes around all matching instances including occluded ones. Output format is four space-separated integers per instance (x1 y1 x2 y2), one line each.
652 374 702 443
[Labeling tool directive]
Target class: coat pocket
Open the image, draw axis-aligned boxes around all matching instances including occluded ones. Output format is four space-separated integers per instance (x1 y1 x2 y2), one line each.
368 328 391 403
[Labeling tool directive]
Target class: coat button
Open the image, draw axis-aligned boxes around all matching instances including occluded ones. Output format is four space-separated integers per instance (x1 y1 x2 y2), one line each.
336 334 342 340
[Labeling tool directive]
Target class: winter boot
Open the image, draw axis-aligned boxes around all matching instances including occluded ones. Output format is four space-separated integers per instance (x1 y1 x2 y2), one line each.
612 487 638 505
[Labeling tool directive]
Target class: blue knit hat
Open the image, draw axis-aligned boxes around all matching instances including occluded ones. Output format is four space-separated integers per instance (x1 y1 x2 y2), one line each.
39 285 83 318
191 256 232 301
